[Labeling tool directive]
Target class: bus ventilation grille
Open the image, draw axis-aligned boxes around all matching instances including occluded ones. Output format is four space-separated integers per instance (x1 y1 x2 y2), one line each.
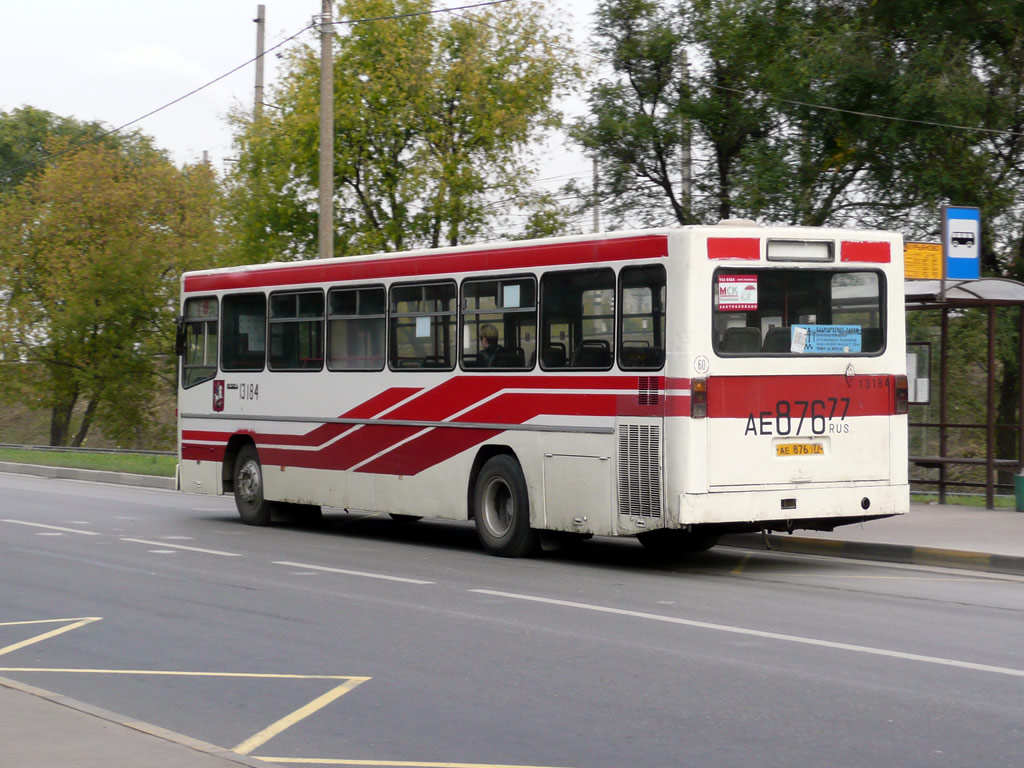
638 377 660 405
618 424 662 518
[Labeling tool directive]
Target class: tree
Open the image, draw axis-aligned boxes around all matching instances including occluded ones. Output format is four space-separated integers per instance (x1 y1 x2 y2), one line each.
0 140 227 446
1 106 152 192
228 0 581 260
574 0 1024 250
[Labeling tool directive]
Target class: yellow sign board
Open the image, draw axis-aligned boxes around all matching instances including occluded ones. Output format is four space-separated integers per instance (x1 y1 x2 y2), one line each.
905 241 942 280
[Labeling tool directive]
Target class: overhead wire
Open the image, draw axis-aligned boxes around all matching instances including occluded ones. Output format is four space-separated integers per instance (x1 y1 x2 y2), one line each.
4 0 518 179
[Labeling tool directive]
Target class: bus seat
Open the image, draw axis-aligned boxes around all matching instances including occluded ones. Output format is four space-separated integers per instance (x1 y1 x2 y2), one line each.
574 339 611 367
541 344 566 368
621 344 664 368
722 327 762 353
762 327 791 353
862 327 882 352
492 347 525 367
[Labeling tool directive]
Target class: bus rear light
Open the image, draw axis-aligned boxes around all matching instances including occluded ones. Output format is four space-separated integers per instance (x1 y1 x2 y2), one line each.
691 377 707 419
894 374 909 414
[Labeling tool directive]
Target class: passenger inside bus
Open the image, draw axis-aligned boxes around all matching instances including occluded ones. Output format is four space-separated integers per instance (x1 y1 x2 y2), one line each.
477 323 501 366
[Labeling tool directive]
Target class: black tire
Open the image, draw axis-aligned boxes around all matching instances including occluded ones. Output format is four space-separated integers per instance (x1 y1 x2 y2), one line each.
233 444 275 526
638 529 719 557
473 455 538 557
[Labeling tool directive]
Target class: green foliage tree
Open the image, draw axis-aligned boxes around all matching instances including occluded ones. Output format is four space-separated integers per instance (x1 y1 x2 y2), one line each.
0 140 227 447
574 0 1024 253
228 0 581 260
0 106 153 193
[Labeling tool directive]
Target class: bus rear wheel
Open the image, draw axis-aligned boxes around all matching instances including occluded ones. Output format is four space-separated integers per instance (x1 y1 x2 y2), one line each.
473 455 538 557
233 444 275 526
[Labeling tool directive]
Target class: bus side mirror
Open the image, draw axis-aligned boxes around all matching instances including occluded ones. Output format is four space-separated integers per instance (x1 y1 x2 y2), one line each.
174 317 186 357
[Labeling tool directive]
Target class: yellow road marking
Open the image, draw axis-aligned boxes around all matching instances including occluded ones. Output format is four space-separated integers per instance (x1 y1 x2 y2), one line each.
0 618 99 627
233 677 371 755
0 617 101 658
730 553 751 575
257 760 569 767
0 668 362 679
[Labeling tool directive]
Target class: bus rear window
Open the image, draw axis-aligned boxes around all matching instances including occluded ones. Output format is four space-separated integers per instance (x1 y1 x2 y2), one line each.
713 269 884 356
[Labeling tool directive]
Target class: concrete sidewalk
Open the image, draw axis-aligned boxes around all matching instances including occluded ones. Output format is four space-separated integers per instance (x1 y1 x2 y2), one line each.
0 677 265 768
720 502 1024 576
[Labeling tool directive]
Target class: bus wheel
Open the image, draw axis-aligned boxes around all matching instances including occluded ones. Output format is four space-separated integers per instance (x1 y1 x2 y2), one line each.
473 455 538 557
233 445 274 526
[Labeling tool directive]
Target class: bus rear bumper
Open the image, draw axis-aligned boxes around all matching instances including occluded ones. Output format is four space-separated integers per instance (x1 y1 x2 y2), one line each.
679 483 909 531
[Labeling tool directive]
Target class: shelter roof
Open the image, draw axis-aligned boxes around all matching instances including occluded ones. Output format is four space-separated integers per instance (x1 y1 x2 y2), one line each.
904 278 1024 307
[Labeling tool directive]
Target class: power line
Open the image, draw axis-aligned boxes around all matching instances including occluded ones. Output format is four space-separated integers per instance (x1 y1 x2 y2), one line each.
711 84 1024 139
5 0 518 179
3 22 315 178
330 0 516 27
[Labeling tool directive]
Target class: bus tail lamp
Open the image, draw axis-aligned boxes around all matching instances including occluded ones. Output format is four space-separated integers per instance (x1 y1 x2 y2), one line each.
691 377 707 418
894 374 909 414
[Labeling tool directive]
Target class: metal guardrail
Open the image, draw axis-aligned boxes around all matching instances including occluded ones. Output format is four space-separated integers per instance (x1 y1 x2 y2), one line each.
0 443 174 457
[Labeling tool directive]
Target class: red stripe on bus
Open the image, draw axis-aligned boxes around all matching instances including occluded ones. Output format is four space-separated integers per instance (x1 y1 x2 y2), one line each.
183 236 668 293
707 374 897 418
707 237 760 260
358 393 618 475
182 387 421 449
840 240 891 263
181 376 658 471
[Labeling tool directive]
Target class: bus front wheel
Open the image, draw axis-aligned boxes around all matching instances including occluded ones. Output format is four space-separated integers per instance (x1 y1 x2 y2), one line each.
473 455 538 557
233 444 274 526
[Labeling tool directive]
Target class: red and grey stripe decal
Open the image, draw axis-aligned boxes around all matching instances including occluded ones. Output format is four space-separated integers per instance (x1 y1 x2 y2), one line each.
182 376 684 475
182 374 898 477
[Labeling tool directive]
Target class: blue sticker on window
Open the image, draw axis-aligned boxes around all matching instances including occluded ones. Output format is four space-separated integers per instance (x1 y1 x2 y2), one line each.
791 325 862 354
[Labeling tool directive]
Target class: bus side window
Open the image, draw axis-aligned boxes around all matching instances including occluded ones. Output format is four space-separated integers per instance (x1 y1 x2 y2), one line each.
181 296 218 388
390 281 457 370
460 277 536 371
327 286 386 371
619 265 666 370
269 290 324 371
540 268 614 370
222 293 267 372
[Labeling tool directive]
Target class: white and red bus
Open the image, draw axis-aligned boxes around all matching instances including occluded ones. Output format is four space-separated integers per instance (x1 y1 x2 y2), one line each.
176 222 909 556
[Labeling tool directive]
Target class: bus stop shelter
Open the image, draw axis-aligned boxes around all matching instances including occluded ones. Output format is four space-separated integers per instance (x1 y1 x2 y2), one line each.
904 278 1024 508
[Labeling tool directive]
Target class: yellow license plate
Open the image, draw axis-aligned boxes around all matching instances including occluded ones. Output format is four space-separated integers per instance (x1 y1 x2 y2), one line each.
775 442 824 457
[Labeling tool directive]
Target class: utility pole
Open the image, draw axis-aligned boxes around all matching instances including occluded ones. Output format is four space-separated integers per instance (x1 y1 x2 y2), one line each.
318 0 334 260
592 157 601 234
254 5 266 120
679 46 692 219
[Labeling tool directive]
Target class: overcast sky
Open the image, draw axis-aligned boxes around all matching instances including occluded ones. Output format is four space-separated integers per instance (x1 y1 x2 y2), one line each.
1 0 596 187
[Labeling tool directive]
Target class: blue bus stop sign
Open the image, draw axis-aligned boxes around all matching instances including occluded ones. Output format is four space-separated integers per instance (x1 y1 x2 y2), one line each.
942 205 981 279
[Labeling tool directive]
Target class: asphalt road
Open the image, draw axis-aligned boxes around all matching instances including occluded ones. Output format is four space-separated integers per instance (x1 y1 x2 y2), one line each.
1 472 1023 768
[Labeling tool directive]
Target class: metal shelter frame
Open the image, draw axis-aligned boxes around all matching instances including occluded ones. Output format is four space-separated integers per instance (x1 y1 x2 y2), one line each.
904 278 1024 508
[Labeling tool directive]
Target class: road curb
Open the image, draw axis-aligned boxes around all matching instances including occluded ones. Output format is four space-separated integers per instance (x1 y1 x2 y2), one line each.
720 533 1024 576
0 461 175 490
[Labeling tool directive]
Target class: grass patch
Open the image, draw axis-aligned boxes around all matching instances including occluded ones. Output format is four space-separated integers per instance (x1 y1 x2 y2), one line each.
0 447 176 477
911 492 1016 509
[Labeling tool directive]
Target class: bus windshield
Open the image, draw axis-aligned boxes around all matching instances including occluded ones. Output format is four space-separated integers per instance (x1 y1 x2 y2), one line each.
713 268 885 356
